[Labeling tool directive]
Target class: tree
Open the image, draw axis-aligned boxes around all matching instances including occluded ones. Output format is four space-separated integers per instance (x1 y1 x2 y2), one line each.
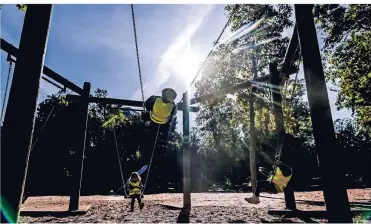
313 4 371 132
193 4 311 187
334 118 371 186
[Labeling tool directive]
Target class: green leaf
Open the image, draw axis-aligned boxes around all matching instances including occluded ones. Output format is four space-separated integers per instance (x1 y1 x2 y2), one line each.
16 4 27 11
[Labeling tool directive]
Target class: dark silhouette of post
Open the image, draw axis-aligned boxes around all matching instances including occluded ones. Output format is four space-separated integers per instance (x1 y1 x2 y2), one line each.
0 5 52 223
294 4 352 222
69 82 90 211
269 63 296 210
249 55 258 192
182 92 191 209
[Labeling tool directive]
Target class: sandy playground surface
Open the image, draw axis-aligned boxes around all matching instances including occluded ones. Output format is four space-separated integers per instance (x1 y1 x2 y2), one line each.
19 189 371 223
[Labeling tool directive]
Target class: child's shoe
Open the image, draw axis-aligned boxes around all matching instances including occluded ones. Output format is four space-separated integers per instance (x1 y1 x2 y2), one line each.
140 202 144 210
245 195 260 204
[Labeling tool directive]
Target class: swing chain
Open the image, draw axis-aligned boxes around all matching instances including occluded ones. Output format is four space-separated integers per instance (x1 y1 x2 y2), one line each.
272 45 302 173
130 4 145 111
1 55 14 122
142 124 160 197
189 5 239 89
113 127 128 197
31 90 65 151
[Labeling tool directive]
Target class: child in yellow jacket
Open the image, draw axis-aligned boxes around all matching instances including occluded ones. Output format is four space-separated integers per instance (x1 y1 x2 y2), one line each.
245 160 292 204
128 172 144 212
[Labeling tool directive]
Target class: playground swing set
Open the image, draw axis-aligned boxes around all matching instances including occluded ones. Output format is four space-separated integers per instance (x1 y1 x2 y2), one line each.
0 4 360 223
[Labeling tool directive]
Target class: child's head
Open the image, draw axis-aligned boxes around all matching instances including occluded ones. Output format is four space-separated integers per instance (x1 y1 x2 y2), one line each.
130 172 141 182
161 88 177 103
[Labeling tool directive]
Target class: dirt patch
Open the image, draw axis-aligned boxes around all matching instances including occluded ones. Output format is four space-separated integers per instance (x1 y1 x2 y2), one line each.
19 189 371 223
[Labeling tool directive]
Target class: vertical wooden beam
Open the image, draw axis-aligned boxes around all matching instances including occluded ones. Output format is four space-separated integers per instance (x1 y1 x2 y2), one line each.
270 63 296 210
69 82 90 211
0 5 53 223
294 4 352 223
249 55 258 192
182 92 191 209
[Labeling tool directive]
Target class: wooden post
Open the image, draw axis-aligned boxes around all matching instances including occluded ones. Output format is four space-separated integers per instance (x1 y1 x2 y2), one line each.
294 4 352 222
0 5 52 223
269 63 296 210
249 55 258 192
69 82 90 211
182 92 191 209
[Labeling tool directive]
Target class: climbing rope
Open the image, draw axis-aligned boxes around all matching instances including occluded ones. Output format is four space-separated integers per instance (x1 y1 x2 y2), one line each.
141 124 160 197
31 90 65 151
1 55 14 122
130 4 145 110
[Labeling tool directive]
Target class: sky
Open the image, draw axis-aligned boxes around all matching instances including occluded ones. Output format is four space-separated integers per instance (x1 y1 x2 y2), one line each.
1 4 351 132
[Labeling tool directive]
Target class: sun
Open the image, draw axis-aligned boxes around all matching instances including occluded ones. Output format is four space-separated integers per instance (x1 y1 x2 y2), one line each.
172 48 203 85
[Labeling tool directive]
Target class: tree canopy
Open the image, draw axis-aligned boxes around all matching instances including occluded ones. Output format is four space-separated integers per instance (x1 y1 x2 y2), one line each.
7 4 370 196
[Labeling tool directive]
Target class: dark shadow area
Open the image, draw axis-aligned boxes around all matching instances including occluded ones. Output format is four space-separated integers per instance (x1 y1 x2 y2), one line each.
268 209 369 219
227 219 246 223
160 204 182 211
177 208 190 223
268 209 327 219
20 210 88 217
259 195 371 209
260 218 297 223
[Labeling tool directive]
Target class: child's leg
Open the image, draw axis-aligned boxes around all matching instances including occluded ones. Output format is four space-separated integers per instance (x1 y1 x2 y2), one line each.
254 180 274 197
245 180 274 204
137 195 144 209
130 195 135 211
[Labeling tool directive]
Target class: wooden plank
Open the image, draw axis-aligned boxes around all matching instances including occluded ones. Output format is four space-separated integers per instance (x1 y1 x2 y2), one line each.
69 83 91 211
0 5 53 223
182 92 191 209
295 4 352 223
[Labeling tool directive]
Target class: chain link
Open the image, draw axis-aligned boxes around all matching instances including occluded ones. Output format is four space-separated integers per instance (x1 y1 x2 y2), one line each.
30 90 65 151
188 5 239 89
272 45 302 176
142 124 160 197
130 4 145 110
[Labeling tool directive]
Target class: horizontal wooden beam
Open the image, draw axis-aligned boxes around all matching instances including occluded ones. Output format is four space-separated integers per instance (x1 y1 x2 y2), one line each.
66 95 199 113
189 74 275 105
190 80 251 105
41 76 65 91
1 38 83 95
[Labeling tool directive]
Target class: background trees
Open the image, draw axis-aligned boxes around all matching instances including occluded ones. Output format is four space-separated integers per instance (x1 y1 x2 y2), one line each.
13 4 370 196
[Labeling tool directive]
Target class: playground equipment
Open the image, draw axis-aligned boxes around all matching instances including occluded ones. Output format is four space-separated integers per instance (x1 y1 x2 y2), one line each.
0 4 355 223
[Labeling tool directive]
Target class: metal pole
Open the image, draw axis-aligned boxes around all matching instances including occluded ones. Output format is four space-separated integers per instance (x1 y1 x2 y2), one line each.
249 54 258 192
0 5 52 223
69 82 90 211
269 63 296 210
182 92 191 209
294 4 352 222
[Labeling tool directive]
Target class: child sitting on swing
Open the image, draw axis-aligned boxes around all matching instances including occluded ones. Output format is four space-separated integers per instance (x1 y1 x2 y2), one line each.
128 172 144 212
245 156 292 204
144 88 177 125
